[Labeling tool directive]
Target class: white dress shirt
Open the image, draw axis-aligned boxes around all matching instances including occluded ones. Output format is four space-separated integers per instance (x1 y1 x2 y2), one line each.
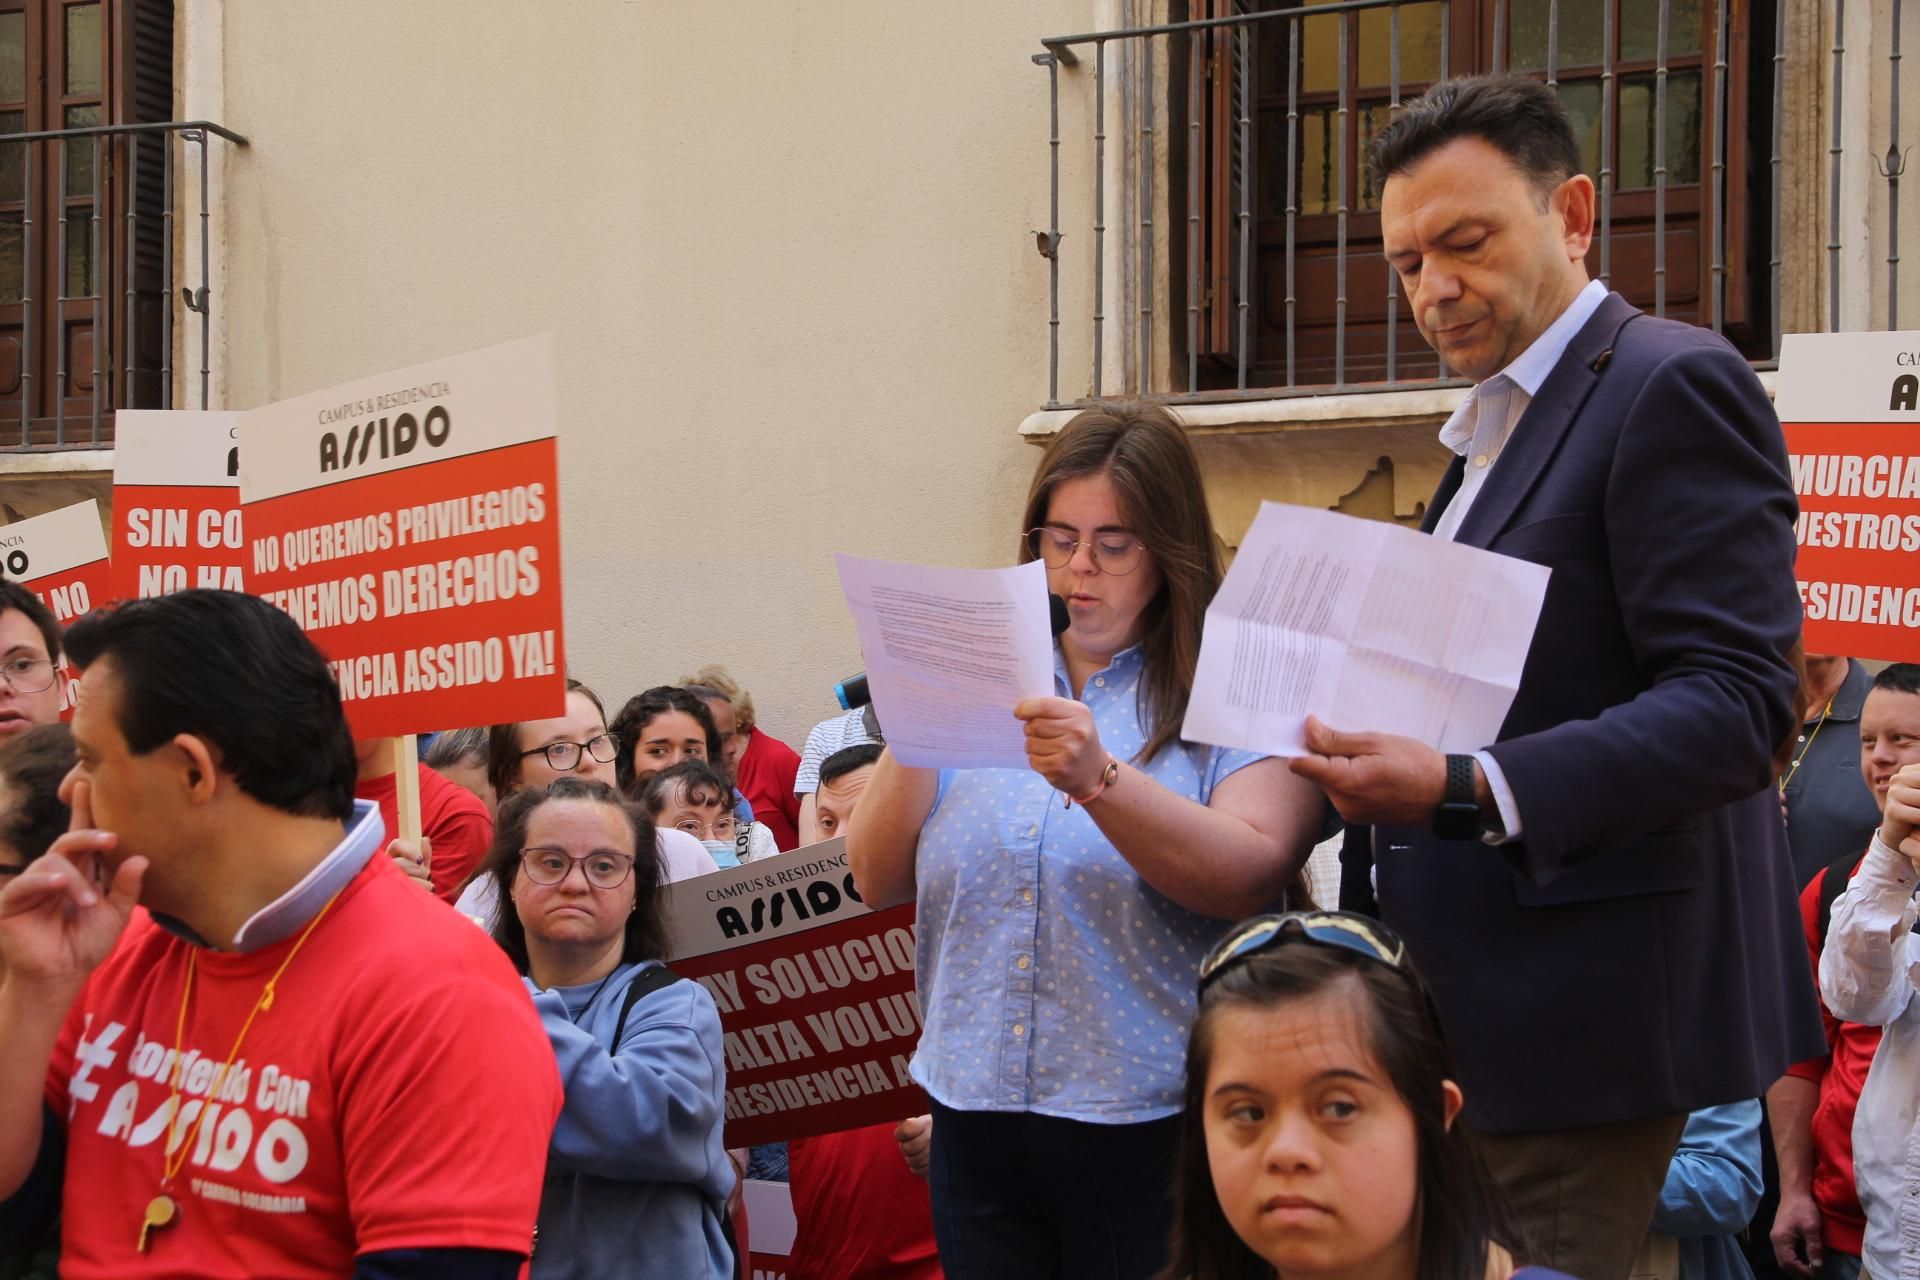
1430 279 1609 838
1818 833 1920 1278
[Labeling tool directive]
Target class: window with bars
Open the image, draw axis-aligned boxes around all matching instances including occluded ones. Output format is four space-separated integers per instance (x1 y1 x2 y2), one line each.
0 0 173 444
1179 0 1774 393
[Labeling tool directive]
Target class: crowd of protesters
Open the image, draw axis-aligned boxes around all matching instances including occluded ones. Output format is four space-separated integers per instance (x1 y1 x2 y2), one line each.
0 71 1917 1280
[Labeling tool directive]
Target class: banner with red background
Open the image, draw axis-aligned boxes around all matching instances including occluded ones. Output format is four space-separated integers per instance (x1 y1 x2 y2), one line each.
110 410 244 599
666 838 928 1149
235 336 565 738
0 500 110 717
1778 330 1920 660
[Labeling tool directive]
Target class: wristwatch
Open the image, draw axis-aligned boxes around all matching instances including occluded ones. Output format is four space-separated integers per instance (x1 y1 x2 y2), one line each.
1431 753 1482 841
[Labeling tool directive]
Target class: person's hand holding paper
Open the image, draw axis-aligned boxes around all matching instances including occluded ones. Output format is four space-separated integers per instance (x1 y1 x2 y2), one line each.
834 555 1056 769
1181 502 1548 825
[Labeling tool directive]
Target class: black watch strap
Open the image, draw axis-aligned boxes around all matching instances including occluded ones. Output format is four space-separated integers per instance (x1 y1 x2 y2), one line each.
1432 753 1481 841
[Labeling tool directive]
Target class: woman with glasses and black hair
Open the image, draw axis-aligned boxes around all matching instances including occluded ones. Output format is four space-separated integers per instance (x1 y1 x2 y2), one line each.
487 776 733 1280
1165 911 1573 1280
455 682 719 925
848 403 1330 1280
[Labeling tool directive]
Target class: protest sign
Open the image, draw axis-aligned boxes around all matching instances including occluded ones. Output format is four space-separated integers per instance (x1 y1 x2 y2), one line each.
744 1180 795 1280
236 335 565 740
110 410 244 599
666 838 928 1149
0 500 110 717
1777 331 1920 660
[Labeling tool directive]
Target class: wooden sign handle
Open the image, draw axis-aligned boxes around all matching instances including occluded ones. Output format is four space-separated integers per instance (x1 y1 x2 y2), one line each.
392 735 424 844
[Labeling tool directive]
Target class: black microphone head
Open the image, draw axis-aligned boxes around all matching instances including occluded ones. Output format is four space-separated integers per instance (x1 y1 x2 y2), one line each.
1050 593 1071 637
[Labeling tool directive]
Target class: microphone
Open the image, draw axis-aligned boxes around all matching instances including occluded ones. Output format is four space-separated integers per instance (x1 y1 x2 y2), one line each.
836 592 1071 711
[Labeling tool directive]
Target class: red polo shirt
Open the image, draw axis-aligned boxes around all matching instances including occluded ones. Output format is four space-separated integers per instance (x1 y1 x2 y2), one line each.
357 762 494 902
1783 855 1883 1257
736 728 802 851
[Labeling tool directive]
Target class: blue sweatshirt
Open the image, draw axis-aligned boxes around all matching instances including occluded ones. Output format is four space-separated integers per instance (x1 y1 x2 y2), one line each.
527 961 732 1280
1649 1101 1763 1280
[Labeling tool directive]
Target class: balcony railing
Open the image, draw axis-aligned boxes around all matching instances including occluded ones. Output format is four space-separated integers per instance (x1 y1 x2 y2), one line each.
0 119 247 450
1032 0 1907 408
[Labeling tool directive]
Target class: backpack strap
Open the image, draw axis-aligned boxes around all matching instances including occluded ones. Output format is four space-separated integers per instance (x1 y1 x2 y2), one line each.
1816 847 1867 950
611 962 685 1045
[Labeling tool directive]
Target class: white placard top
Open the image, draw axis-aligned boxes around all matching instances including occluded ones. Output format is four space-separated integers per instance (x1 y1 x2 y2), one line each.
238 334 556 502
1776 331 1920 424
114 411 240 489
0 500 108 581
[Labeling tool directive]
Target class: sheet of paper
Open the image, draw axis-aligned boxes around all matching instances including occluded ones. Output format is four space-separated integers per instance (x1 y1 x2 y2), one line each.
835 555 1055 769
1183 502 1550 757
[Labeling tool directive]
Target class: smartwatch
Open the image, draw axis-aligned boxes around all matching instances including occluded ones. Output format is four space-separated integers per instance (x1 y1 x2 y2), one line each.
1432 753 1482 841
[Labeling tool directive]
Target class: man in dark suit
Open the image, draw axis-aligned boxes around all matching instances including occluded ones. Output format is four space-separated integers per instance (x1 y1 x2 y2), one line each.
1291 74 1824 1279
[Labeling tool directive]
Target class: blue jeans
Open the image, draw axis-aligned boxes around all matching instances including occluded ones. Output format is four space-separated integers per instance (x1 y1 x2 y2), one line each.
925 1100 1182 1280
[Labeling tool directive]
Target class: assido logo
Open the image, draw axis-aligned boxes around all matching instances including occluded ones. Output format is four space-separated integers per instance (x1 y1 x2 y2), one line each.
319 406 452 474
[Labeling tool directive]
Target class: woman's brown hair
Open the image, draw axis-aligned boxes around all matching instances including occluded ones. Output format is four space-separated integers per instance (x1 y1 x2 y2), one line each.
485 677 607 800
1019 401 1222 763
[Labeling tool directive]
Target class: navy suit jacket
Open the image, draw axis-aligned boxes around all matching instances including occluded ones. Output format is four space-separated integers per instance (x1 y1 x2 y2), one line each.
1340 292 1825 1134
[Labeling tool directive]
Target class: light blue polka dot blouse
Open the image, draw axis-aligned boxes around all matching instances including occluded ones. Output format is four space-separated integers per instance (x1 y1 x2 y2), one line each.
909 643 1268 1123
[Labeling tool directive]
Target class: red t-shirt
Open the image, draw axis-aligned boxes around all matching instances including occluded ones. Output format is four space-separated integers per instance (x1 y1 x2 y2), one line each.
736 729 802 851
357 762 494 902
1782 856 1884 1256
45 854 561 1278
787 1125 943 1280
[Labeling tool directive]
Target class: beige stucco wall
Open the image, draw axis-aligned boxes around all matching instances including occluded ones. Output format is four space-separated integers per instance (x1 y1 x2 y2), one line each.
198 0 1094 749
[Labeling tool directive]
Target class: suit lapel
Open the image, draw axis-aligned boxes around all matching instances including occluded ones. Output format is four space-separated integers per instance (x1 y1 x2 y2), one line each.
1452 292 1640 549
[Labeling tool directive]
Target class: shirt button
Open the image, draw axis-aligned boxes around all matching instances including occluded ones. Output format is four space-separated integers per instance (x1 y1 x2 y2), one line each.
1013 1024 1026 1037
1028 824 1039 837
1017 956 1031 970
1473 454 1489 468
1022 889 1034 903
1095 677 1106 687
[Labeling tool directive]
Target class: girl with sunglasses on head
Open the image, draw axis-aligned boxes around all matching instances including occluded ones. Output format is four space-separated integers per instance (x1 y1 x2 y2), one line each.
1163 912 1575 1280
487 777 733 1279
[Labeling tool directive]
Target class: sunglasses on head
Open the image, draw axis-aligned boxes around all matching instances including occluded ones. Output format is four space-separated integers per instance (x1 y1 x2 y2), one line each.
1197 910 1408 996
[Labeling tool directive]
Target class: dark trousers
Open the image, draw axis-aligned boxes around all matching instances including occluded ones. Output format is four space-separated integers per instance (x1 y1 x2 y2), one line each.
926 1100 1182 1280
1480 1111 1689 1280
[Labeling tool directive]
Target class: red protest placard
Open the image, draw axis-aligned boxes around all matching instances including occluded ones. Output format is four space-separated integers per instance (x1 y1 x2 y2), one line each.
236 336 565 739
1777 332 1920 661
110 410 244 599
667 838 929 1149
1 499 110 718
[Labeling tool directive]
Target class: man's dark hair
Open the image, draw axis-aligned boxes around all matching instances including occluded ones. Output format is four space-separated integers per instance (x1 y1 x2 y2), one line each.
64 590 356 822
486 776 668 974
1872 662 1920 697
1367 73 1583 203
819 743 883 789
0 578 62 662
0 723 76 866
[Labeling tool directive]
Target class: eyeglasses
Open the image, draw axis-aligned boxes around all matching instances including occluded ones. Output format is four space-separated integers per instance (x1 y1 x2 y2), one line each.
1197 911 1408 995
1026 527 1148 576
0 656 57 695
675 813 738 841
518 847 636 890
519 732 618 772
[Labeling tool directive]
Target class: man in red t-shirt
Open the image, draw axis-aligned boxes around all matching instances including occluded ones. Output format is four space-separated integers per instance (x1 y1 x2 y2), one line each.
355 738 494 903
0 591 560 1280
1766 671 1915 1277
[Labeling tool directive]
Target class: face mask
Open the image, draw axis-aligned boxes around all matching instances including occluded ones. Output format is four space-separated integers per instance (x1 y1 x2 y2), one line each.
702 838 741 869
